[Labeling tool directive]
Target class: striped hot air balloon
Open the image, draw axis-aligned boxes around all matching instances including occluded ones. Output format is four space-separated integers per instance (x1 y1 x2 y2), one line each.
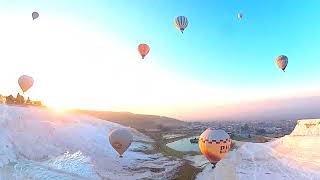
199 129 232 167
138 43 150 59
175 16 188 33
275 55 288 72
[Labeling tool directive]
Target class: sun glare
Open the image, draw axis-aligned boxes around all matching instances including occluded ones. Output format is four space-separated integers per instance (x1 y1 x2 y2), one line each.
48 105 67 114
0 12 301 119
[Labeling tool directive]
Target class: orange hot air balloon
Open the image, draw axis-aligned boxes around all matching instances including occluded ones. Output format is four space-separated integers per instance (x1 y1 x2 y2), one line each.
199 128 231 166
138 43 150 59
275 55 288 72
18 75 34 93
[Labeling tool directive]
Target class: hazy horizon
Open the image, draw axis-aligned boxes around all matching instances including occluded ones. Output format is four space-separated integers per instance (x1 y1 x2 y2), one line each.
186 94 320 122
68 94 320 122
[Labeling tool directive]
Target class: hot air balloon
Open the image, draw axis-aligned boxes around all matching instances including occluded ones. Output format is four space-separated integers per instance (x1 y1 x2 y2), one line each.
175 16 188 33
237 13 243 20
199 128 231 167
138 44 150 59
18 75 34 94
275 55 288 72
109 128 133 157
32 12 39 20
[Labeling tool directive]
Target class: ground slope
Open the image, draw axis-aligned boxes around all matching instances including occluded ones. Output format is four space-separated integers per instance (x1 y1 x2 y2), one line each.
0 105 180 179
196 119 320 180
73 110 186 130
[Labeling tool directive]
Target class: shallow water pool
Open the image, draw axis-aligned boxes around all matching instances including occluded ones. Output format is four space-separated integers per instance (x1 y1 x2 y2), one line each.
166 136 200 152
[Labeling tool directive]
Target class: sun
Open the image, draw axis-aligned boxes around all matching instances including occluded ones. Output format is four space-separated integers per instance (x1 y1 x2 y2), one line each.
48 104 68 114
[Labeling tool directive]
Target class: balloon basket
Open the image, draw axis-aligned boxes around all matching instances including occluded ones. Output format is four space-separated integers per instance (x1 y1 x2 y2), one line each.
211 163 216 169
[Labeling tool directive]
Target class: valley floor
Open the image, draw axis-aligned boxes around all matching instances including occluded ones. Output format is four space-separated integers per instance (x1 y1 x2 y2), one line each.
1 105 319 180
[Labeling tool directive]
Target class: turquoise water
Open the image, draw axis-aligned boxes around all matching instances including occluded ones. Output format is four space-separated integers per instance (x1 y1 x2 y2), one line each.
166 136 200 152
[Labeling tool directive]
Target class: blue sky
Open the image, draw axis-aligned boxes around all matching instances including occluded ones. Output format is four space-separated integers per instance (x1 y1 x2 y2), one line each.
1 0 320 119
67 0 320 88
6 0 320 86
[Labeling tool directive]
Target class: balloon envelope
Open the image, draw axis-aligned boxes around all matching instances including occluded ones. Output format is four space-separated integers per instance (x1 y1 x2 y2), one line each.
109 128 133 157
275 55 288 72
199 129 231 164
18 75 34 93
32 12 39 20
175 16 188 33
138 44 150 59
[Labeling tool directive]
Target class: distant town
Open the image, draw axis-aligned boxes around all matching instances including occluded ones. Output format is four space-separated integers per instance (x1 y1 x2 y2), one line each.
82 109 299 143
186 118 297 141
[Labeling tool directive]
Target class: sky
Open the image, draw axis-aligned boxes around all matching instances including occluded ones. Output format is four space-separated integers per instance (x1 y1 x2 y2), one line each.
0 0 320 120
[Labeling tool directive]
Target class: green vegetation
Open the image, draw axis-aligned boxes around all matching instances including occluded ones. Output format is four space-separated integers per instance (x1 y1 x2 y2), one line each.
174 162 202 180
142 130 201 179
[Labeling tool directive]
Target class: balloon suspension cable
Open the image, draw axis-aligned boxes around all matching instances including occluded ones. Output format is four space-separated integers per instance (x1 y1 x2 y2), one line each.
199 161 211 168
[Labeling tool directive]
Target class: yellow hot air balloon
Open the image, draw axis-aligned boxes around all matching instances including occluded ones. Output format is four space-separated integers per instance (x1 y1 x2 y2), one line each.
275 55 288 72
138 44 150 59
199 128 231 167
18 75 34 94
175 16 188 33
109 128 133 157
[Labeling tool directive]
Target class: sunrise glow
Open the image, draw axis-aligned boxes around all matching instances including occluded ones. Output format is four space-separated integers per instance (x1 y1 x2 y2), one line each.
0 1 320 120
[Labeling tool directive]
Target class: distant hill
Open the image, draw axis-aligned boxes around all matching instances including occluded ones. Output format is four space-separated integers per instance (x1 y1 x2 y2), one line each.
71 110 186 130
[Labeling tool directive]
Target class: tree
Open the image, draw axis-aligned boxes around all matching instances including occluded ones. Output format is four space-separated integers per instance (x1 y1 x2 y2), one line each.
156 124 170 131
241 123 250 133
0 95 5 104
33 101 42 106
244 123 249 131
20 95 25 104
16 93 21 104
26 97 31 104
6 95 15 104
256 128 267 135
230 133 235 139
